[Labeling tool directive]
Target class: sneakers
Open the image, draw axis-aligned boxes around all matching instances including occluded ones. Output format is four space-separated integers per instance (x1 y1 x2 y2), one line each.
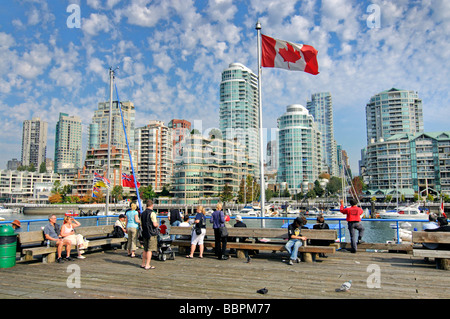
57 257 64 263
77 255 86 259
65 256 73 261
288 259 293 265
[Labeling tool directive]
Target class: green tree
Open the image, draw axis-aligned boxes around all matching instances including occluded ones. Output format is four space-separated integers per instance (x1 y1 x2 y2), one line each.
111 185 124 202
140 185 156 201
39 162 47 173
220 183 234 203
313 180 324 197
326 176 342 195
237 178 245 203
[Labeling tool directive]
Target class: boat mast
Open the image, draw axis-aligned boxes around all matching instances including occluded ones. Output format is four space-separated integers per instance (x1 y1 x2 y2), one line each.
105 67 114 215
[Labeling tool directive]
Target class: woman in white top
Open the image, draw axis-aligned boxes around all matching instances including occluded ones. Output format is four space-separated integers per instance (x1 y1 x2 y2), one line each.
60 216 86 259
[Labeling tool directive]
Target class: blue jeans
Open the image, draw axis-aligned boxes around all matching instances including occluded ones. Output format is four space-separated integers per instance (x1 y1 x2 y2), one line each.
285 239 303 260
170 220 181 240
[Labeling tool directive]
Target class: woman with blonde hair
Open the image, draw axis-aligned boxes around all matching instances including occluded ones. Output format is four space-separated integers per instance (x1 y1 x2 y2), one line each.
60 216 86 259
186 205 207 258
210 202 228 260
125 202 140 257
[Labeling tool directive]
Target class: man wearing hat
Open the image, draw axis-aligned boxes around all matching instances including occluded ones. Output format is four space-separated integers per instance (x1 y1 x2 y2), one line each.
11 220 21 234
285 217 307 265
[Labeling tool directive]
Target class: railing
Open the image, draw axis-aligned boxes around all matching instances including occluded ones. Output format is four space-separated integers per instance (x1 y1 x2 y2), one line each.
0 215 431 244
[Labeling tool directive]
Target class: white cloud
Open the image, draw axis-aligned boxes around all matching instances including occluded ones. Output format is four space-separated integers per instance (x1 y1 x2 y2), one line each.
82 13 113 37
14 43 52 80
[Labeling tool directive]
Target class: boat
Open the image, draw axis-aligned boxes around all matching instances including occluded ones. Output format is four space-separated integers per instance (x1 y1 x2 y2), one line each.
0 206 14 214
238 206 259 217
65 210 79 217
322 209 346 219
378 203 429 219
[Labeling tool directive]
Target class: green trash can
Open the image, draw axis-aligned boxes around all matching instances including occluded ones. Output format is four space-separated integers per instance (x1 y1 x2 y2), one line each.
0 225 17 268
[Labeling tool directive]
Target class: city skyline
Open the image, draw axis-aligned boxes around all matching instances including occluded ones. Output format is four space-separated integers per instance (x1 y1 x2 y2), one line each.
0 1 449 174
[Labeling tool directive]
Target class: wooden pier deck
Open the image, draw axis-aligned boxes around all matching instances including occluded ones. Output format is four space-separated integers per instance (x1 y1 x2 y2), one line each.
1 247 449 300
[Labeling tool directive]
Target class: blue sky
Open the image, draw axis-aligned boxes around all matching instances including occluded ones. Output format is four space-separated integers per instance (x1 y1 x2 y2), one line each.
0 0 449 174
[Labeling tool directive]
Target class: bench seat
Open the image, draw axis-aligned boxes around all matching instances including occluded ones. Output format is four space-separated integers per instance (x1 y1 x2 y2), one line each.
412 231 450 270
170 226 337 262
17 225 127 263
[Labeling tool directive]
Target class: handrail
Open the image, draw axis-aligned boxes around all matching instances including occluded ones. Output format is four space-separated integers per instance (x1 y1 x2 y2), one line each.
0 215 432 244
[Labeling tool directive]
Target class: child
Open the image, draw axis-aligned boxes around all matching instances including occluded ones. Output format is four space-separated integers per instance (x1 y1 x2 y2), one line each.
159 220 168 235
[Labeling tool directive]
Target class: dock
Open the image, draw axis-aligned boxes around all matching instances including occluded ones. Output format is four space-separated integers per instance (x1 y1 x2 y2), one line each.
1 247 449 299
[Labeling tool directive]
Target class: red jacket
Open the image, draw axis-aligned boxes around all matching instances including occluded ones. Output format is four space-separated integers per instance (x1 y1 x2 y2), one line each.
340 205 364 222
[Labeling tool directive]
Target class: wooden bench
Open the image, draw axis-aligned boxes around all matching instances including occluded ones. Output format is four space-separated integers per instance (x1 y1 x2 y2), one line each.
170 227 337 262
17 225 127 263
17 231 57 263
412 231 450 270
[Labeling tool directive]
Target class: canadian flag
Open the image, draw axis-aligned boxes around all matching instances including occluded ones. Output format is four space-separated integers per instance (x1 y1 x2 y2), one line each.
261 34 319 75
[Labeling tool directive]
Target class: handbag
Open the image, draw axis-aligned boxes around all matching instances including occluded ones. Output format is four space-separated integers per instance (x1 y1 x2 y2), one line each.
219 226 228 238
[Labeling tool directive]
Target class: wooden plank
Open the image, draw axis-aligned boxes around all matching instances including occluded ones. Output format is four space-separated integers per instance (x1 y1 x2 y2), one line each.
87 238 127 248
413 249 450 258
172 240 335 254
339 242 413 251
18 231 45 245
170 227 337 240
75 225 114 238
412 231 450 244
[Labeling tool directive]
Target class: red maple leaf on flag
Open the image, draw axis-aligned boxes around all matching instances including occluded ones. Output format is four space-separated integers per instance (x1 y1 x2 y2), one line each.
278 42 302 69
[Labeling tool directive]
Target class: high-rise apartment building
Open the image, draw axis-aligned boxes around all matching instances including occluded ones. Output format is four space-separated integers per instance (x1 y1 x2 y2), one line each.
54 113 82 174
172 131 255 205
89 101 135 150
306 92 338 176
277 105 322 193
168 119 191 160
365 131 450 196
365 88 423 144
135 121 173 192
219 63 259 175
21 117 48 169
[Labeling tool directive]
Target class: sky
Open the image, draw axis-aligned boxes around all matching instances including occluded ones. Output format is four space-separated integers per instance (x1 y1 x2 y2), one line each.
0 0 449 174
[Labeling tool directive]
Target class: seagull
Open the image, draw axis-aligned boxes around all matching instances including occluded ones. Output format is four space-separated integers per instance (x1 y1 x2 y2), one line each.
337 280 352 292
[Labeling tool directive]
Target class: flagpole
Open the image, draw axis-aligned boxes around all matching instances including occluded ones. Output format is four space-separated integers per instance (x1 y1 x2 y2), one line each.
106 67 114 215
256 21 266 228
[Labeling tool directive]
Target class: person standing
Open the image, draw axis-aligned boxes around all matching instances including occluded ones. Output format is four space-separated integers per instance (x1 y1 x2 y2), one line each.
186 205 207 259
125 203 140 258
168 208 182 240
285 217 307 265
211 202 228 260
340 199 365 253
140 200 159 270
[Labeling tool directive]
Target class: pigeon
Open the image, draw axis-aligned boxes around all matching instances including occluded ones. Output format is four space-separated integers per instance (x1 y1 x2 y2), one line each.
336 280 352 292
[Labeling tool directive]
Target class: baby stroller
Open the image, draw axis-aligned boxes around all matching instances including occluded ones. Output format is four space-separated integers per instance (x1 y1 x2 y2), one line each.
155 233 175 261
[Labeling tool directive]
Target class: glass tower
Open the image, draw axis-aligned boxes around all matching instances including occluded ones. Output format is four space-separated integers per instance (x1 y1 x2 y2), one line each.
277 105 322 193
306 92 338 176
219 63 259 175
366 88 424 144
54 113 82 174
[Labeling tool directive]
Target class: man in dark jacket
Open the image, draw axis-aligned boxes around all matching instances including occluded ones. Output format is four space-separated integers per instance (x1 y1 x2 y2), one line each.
168 208 182 240
233 215 251 263
285 217 307 265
